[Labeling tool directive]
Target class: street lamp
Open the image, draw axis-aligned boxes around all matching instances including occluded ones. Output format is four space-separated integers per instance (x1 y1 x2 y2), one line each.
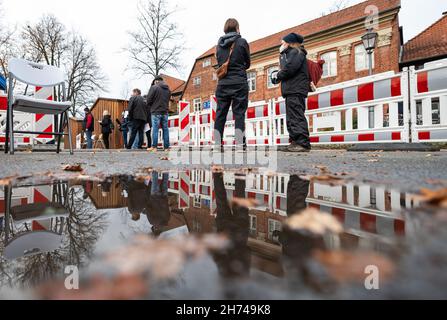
361 28 378 75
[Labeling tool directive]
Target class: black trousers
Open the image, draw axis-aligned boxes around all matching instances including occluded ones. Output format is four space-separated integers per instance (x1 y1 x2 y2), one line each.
214 83 249 146
103 132 110 149
127 119 145 149
285 94 311 149
145 130 152 148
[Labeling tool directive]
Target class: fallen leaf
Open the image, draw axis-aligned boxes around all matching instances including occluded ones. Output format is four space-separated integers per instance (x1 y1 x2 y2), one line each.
367 159 379 163
285 208 343 235
159 157 172 161
231 197 259 208
0 175 17 186
314 250 395 283
63 164 83 172
415 188 447 208
211 165 224 173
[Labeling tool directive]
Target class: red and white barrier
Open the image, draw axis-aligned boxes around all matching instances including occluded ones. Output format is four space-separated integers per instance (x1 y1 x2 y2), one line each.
179 101 191 147
34 86 55 144
1 92 33 148
410 59 447 143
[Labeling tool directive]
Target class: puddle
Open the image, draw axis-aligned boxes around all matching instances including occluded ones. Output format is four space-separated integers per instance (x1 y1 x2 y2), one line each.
1 169 446 299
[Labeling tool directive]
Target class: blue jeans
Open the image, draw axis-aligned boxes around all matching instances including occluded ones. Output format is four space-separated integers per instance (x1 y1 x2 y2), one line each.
85 131 93 149
151 114 170 149
151 172 169 195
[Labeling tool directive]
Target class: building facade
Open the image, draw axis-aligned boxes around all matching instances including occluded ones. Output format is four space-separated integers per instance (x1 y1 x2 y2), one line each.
182 0 402 112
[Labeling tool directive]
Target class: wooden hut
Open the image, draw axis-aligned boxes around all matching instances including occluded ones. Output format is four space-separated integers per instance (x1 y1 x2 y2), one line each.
65 97 129 150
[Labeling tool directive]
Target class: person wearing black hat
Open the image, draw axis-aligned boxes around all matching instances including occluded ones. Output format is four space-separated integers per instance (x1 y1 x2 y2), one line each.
271 32 311 152
82 107 94 149
214 18 251 151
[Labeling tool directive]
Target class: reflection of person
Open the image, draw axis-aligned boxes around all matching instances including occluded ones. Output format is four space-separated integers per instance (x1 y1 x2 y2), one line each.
271 33 311 152
278 175 328 289
122 177 150 221
147 172 171 236
214 18 251 150
212 172 250 278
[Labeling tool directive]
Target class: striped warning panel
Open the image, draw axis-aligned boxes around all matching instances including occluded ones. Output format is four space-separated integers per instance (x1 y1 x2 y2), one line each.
416 67 447 94
310 131 404 143
306 76 402 111
310 202 405 237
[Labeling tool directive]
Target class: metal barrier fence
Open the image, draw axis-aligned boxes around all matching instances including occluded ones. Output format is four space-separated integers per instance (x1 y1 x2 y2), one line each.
175 67 430 148
409 59 447 143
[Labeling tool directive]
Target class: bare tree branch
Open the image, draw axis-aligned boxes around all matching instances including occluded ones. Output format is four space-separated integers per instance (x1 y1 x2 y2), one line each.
125 0 185 78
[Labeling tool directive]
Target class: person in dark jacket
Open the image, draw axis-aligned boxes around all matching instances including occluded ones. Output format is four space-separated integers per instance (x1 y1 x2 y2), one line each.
214 18 251 150
146 171 171 236
126 88 148 149
99 110 113 149
82 107 94 149
147 76 171 150
272 33 311 152
211 172 250 278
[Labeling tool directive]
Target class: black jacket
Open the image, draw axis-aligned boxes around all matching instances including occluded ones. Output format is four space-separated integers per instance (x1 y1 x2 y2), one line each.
128 95 148 121
277 47 309 97
146 81 171 115
216 32 251 86
100 115 113 134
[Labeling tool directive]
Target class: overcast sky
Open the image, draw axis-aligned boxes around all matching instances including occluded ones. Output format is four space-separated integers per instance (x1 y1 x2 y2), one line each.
2 0 445 99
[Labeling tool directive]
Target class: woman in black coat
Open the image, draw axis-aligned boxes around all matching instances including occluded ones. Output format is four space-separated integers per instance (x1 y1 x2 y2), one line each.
272 33 311 153
214 18 251 150
100 110 113 149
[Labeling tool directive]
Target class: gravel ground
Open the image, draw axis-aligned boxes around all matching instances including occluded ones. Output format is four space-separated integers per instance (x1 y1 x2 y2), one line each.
1 149 446 192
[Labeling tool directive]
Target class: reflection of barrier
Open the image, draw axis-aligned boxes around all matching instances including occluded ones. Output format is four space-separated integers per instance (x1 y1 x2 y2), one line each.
410 59 447 143
167 170 418 240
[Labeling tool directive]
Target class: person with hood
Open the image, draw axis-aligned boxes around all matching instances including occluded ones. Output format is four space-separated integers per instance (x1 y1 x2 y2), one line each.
214 18 251 151
99 110 114 149
82 107 94 149
271 33 311 152
126 88 148 149
147 76 171 151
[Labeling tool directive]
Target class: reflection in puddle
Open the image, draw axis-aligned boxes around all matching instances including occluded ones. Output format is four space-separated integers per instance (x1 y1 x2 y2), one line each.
0 169 433 299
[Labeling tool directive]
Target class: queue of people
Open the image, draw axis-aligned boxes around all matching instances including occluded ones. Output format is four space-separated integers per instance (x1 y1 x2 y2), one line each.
82 75 172 151
214 18 312 153
82 18 314 153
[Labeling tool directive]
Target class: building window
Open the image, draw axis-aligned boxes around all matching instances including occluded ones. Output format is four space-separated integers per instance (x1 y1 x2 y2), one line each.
268 219 281 243
247 71 256 92
202 58 211 68
193 98 202 112
212 72 217 81
193 76 201 86
249 215 257 236
321 51 337 77
267 66 279 88
355 44 374 72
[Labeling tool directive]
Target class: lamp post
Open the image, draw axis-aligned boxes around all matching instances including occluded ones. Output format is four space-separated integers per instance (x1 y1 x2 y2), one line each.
361 28 378 75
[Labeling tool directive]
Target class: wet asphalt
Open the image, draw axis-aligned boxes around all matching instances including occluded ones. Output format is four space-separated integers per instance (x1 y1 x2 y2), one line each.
1 149 446 192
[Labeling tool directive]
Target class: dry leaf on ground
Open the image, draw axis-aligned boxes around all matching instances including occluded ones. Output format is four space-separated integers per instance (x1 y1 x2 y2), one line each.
415 188 447 208
159 157 172 161
62 164 83 172
0 175 17 186
231 197 259 208
314 250 395 283
285 208 343 235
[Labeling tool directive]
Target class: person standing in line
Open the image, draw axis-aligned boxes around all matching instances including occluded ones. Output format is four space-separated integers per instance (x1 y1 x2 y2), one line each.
271 33 311 152
126 88 148 150
147 76 171 151
82 107 94 149
214 18 251 151
99 110 113 149
117 110 129 148
143 94 152 149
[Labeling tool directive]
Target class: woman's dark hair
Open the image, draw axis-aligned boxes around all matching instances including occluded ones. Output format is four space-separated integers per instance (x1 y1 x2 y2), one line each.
133 88 141 95
224 18 239 34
